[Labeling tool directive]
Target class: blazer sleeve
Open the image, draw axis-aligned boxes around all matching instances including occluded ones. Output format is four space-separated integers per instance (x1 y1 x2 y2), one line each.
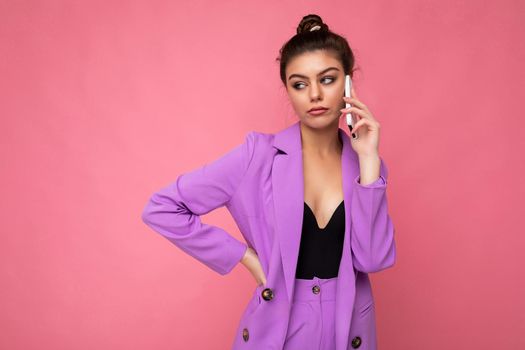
350 156 397 273
141 132 256 275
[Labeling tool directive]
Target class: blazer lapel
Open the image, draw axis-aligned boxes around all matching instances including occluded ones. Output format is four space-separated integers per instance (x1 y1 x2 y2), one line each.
336 125 359 350
271 121 304 303
271 121 358 294
272 121 358 350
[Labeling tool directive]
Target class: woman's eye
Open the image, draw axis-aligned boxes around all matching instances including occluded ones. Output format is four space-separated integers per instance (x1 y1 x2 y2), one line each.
292 76 336 90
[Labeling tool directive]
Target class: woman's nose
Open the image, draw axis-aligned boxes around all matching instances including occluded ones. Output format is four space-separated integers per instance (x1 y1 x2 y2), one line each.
309 85 323 100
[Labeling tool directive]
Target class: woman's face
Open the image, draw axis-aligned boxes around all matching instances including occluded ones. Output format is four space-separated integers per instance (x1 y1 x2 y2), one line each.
285 50 346 129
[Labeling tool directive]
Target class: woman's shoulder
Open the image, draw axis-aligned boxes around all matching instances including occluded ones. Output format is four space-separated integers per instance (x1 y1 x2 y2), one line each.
244 129 276 153
250 129 275 141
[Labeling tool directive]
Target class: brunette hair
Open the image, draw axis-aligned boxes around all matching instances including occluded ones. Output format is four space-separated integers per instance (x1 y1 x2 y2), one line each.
276 14 358 87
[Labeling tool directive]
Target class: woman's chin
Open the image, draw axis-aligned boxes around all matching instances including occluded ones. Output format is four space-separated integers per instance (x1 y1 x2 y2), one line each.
301 115 340 128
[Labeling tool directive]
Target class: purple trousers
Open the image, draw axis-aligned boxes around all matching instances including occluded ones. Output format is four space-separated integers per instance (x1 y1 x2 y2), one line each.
283 276 338 349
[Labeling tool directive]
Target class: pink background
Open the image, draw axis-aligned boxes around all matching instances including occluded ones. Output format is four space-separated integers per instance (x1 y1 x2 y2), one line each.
1 1 524 349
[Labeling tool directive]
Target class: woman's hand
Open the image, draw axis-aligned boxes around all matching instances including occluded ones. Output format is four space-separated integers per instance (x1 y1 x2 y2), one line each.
340 87 381 157
241 247 267 286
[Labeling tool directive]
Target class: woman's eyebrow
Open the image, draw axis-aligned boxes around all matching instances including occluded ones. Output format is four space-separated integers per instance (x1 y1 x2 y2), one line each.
288 67 340 81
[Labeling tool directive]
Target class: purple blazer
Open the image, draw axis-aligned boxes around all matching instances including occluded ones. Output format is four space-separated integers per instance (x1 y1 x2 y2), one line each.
141 121 396 350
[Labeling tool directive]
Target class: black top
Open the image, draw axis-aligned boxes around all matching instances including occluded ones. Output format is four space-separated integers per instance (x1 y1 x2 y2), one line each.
295 200 345 279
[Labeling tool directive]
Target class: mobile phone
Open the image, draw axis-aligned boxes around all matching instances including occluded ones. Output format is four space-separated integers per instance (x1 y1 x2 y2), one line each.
345 74 358 139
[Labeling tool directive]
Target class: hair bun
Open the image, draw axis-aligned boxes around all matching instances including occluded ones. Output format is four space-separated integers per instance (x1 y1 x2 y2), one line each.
297 14 329 34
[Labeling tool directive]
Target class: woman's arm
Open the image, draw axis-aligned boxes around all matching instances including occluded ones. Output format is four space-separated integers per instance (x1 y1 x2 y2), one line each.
350 155 396 273
141 132 257 275
241 247 267 286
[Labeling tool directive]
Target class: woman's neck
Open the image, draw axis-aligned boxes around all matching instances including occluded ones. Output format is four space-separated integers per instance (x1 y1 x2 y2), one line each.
300 122 342 158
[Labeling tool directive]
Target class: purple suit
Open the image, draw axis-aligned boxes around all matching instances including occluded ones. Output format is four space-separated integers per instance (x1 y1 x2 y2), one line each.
141 121 396 349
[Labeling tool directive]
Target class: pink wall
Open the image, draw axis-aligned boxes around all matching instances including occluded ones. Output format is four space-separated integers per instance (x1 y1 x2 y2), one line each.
1 1 524 349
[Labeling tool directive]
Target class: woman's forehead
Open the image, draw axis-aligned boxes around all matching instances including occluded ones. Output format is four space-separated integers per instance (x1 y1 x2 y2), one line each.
286 52 342 78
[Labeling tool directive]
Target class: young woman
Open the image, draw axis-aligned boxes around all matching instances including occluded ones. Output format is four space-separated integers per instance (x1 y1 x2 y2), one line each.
142 14 396 350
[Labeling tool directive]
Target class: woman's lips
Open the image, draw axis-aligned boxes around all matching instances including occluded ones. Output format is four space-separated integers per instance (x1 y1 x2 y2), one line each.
308 108 329 116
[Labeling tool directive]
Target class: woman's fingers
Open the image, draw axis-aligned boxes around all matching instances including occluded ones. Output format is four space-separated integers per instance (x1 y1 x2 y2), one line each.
350 118 366 135
340 101 377 123
340 106 368 118
349 115 379 135
343 96 369 113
